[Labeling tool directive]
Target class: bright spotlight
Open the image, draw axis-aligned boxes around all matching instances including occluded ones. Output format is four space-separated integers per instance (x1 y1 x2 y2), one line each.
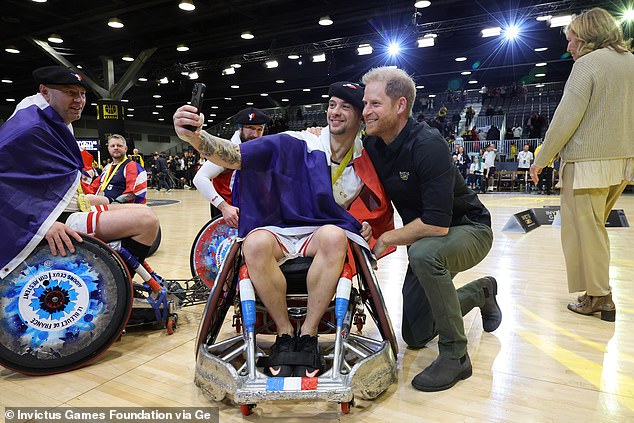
623 9 634 22
388 42 401 56
504 25 520 40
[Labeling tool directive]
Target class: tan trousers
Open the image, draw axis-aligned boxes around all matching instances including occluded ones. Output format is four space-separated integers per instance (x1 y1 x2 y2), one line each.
560 163 628 295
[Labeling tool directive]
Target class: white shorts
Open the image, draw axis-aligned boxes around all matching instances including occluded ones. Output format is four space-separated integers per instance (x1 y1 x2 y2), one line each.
245 228 316 265
64 205 109 236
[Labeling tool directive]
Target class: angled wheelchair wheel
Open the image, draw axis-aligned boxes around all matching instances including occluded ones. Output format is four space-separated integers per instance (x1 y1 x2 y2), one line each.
352 243 398 355
0 235 133 375
190 218 238 289
195 242 241 358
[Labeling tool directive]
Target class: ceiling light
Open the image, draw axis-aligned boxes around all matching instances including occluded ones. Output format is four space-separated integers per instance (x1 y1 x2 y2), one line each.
303 88 311 92
177 44 189 52
535 73 546 77
288 53 300 59
535 83 545 88
504 25 520 40
152 111 159 115
222 67 235 75
108 17 124 28
535 62 547 67
224 97 232 100
624 9 634 22
127 114 134 117
319 16 333 26
265 60 279 68
246 102 254 105
6 98 16 102
481 27 501 37
181 71 189 75
414 1 431 8
32 0 47 2
48 33 63 43
209 113 216 117
468 80 478 84
241 31 254 40
549 15 572 28
122 55 134 62
455 57 467 62
158 118 165 121
76 65 83 69
5 46 20 54
231 85 239 89
138 77 148 82
153 94 162 98
536 15 552 22
159 77 169 84
534 47 548 52
260 93 268 97
178 0 195 11
121 99 129 103
282 98 289 102
276 79 285 83
321 94 329 98
305 105 312 108
128 108 134 111
312 53 326 62
416 85 424 89
189 71 199 80
231 63 241 68
461 71 472 75
1 79 13 83
90 103 97 106
388 42 401 56
417 35 435 48
155 105 163 108
211 106 218 109
357 43 373 55
428 94 436 98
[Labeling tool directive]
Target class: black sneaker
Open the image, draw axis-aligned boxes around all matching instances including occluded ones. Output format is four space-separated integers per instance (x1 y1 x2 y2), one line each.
264 334 295 377
294 335 323 378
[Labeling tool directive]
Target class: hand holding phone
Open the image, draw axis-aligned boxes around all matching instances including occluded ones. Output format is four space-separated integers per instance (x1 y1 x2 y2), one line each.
184 82 206 132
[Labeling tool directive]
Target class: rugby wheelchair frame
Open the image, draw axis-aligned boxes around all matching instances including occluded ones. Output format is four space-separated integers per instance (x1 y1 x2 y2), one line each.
194 239 398 416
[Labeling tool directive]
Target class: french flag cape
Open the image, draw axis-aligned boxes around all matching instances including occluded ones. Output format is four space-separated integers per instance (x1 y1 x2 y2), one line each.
0 100 83 278
232 133 368 249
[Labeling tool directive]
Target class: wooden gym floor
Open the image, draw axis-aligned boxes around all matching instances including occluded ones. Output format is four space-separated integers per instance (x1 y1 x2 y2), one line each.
1 189 633 423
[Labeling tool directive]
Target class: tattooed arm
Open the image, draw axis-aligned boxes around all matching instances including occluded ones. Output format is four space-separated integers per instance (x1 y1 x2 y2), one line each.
173 105 242 169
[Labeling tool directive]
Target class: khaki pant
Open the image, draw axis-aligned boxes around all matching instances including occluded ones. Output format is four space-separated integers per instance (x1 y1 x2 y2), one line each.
560 163 628 295
406 219 493 359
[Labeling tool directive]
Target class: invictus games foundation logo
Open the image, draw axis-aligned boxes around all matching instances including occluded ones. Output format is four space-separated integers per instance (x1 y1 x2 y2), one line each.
18 270 90 332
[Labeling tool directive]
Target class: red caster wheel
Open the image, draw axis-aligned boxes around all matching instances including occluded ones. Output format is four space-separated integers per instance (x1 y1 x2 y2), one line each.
166 318 175 335
341 401 351 414
240 403 255 416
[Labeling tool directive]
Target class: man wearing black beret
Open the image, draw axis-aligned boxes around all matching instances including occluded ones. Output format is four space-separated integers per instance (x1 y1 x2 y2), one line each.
0 66 159 281
193 106 271 224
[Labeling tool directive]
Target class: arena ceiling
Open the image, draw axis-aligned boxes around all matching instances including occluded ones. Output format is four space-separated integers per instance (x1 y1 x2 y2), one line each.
0 0 626 127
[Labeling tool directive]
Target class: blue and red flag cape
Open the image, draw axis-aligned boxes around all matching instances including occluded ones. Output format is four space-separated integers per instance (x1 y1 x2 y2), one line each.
233 133 366 248
0 101 83 278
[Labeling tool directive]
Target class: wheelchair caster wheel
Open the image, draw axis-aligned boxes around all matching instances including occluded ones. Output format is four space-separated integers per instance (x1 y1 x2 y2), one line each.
340 401 351 414
166 314 177 335
240 403 256 416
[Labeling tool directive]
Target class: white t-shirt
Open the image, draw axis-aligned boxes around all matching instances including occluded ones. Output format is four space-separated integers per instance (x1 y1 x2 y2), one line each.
482 150 496 169
517 150 533 169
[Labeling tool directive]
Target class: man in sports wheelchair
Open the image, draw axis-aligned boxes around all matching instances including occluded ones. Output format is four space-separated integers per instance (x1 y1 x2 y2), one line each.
0 66 178 375
174 82 397 413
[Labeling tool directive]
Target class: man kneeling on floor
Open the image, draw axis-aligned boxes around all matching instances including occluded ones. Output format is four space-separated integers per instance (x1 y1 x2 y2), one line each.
173 82 392 378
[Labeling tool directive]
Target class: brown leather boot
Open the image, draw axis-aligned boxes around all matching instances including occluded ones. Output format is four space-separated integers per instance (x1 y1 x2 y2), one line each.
567 293 616 322
577 292 587 302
